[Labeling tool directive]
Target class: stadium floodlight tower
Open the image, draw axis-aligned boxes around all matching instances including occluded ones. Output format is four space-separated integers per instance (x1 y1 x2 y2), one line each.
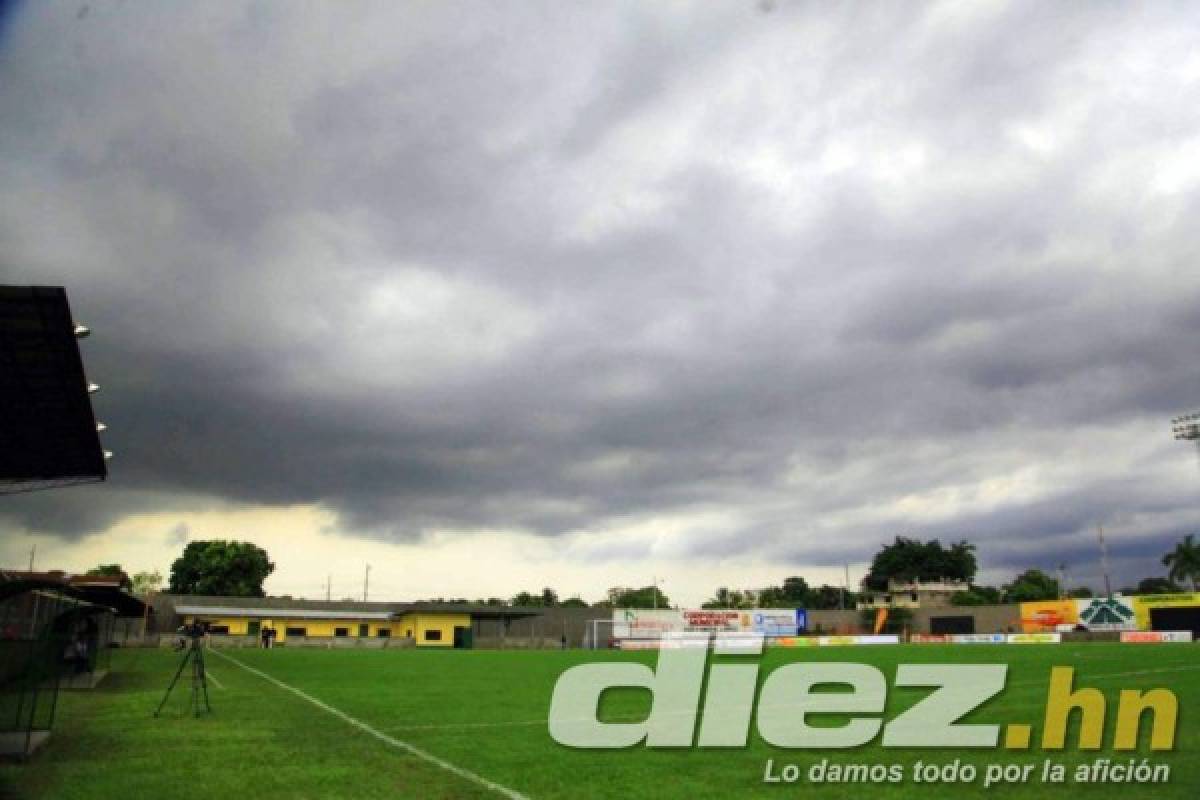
1172 412 1200 467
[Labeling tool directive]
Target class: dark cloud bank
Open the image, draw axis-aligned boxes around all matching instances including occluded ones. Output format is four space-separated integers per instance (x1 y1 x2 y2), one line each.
2 1 1200 588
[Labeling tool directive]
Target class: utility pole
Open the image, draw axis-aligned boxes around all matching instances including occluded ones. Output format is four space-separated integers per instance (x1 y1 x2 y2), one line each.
1056 564 1066 599
28 543 36 572
842 563 849 610
363 564 371 602
652 575 657 610
1097 524 1112 598
326 574 332 602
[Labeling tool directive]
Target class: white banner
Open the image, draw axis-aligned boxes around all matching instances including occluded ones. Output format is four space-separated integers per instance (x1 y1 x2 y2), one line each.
613 608 803 639
1120 630 1193 643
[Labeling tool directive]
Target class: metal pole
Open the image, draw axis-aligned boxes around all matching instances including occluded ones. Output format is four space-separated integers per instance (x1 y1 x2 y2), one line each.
363 564 370 602
1097 524 1112 598
652 576 657 610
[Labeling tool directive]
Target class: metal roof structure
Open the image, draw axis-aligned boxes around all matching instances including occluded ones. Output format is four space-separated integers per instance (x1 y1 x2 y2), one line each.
166 595 543 621
0 286 106 493
174 605 395 620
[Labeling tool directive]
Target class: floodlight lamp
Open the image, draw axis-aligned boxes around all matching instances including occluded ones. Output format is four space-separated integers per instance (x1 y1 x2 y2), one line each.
103 450 113 460
96 422 107 432
73 324 91 338
86 382 100 394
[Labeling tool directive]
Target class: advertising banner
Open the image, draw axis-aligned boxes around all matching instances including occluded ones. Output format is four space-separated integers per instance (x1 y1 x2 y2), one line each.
1019 600 1077 633
1075 596 1136 631
910 634 951 643
1131 592 1200 630
768 634 900 647
1120 630 1194 643
614 608 805 639
1006 632 1062 643
951 633 1007 643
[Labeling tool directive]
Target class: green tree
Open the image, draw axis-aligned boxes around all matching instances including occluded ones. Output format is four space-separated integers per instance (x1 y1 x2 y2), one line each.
1002 569 1060 603
540 587 559 607
703 588 755 609
85 564 131 589
130 570 162 596
1067 587 1094 598
1162 535 1200 591
606 586 670 609
780 576 811 605
167 540 274 597
511 591 541 606
809 584 854 610
950 585 1002 606
864 537 976 590
560 596 588 608
1131 577 1182 595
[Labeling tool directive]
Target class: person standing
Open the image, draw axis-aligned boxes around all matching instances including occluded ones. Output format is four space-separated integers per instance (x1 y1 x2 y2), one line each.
260 625 269 649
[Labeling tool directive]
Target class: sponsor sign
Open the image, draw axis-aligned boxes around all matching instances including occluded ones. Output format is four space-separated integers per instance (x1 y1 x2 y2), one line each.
614 608 804 639
910 634 950 643
1076 596 1136 631
613 609 684 639
1019 600 1077 633
1132 592 1200 630
1120 630 1194 643
1006 633 1061 644
951 633 1006 644
768 634 900 647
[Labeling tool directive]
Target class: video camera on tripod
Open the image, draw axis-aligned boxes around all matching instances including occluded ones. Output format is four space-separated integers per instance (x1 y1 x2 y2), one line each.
174 620 209 650
155 620 213 717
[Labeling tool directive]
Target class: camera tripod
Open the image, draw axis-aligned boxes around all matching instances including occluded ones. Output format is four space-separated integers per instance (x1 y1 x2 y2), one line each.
153 637 212 717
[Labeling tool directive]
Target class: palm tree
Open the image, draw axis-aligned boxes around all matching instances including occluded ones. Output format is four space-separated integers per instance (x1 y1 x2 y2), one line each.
1162 535 1200 591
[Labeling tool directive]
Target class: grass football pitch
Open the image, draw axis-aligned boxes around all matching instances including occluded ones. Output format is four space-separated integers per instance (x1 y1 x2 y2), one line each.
1 643 1197 799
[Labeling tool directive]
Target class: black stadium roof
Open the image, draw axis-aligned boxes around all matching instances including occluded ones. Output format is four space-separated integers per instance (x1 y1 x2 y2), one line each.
0 286 107 493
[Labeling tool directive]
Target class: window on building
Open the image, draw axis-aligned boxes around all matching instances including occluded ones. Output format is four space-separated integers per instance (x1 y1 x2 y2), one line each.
334 627 349 637
376 628 391 638
285 627 307 637
358 624 369 637
405 630 413 638
424 629 442 642
911 592 919 602
207 625 229 634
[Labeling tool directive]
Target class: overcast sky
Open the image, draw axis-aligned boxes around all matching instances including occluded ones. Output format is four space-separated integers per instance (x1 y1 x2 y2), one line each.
2 1 1199 606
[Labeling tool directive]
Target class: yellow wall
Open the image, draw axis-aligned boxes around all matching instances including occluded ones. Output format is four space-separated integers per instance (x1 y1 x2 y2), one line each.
184 613 471 645
397 612 471 647
184 615 392 642
1133 593 1200 630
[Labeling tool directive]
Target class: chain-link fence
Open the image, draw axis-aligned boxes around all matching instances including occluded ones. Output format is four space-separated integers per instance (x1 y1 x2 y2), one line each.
1 581 114 758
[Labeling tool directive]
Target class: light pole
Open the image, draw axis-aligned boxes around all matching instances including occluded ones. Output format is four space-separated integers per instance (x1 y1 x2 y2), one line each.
651 576 665 610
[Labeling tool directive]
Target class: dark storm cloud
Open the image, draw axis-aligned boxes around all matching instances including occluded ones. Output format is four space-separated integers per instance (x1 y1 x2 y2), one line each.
2 1 1200 588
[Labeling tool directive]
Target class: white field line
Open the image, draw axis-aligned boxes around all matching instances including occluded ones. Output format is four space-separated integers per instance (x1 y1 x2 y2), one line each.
204 668 225 690
378 662 1200 734
209 649 531 800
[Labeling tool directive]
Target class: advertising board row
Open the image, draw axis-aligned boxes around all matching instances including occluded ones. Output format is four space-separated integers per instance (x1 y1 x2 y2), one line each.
910 633 1060 644
616 633 900 650
613 608 806 639
1020 593 1200 633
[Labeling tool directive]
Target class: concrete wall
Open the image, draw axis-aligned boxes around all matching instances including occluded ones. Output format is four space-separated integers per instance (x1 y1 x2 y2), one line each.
806 605 1022 635
471 607 603 648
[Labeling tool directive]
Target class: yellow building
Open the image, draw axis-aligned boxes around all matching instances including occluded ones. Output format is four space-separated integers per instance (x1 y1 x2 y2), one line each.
174 600 536 648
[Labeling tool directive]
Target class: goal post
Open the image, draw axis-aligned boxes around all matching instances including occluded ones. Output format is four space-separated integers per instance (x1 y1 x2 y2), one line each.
584 619 617 650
